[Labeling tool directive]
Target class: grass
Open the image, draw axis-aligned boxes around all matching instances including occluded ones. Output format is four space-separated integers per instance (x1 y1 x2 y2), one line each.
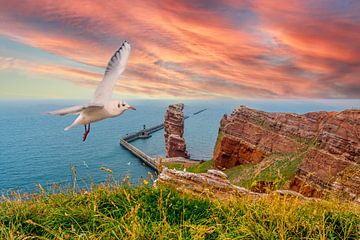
187 160 214 173
202 121 322 192
183 151 305 191
166 163 186 171
1 182 359 239
225 151 306 190
164 160 214 173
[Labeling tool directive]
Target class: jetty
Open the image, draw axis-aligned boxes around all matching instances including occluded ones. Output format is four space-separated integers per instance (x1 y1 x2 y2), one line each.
122 124 163 142
119 108 207 172
193 108 207 115
120 139 158 171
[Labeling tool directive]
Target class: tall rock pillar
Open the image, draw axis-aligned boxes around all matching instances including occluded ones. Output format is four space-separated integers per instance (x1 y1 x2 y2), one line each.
164 103 190 158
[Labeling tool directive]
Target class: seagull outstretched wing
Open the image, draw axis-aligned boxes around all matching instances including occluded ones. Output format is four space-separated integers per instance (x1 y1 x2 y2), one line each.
47 104 103 116
92 41 131 104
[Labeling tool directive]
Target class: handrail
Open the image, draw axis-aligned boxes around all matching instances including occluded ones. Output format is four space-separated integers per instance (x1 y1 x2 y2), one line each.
120 139 158 171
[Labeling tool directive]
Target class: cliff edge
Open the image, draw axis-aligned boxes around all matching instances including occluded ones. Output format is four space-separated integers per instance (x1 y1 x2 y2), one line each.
213 106 360 199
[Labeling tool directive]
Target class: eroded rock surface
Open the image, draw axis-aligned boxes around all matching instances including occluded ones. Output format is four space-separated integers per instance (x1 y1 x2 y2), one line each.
156 168 310 200
157 168 262 198
164 104 190 158
213 106 360 198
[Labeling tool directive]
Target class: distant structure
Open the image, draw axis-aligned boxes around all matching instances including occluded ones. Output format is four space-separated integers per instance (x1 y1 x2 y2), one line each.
120 106 207 170
164 103 190 158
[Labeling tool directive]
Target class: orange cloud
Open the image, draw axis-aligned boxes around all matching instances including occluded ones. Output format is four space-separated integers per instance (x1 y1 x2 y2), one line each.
0 0 359 98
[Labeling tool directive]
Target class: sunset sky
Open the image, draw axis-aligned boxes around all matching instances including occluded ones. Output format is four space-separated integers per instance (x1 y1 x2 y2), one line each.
0 0 359 99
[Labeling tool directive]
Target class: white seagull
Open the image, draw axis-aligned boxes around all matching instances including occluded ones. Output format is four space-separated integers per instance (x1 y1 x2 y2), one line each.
47 40 135 141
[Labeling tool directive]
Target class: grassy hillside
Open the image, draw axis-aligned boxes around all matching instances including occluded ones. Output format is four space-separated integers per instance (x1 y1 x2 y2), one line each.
224 151 306 190
183 135 320 192
1 184 359 239
176 151 304 190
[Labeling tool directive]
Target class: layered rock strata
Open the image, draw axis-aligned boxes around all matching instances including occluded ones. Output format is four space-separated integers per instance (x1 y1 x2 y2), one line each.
213 106 360 198
164 104 190 158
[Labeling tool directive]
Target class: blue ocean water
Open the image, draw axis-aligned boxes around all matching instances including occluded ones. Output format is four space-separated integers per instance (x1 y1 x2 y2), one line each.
0 99 359 193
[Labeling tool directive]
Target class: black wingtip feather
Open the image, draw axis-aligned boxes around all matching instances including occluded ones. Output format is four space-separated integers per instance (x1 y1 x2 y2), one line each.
104 40 129 75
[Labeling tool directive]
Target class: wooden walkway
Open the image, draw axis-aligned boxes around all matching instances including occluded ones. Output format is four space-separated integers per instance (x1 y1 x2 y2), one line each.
119 108 207 172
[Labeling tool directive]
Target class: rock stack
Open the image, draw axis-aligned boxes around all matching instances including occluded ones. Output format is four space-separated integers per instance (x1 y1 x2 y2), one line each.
164 103 190 158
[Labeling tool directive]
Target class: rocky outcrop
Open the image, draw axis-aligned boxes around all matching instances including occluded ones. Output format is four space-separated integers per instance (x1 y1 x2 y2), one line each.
216 106 359 162
213 106 360 198
289 149 356 197
156 168 260 199
156 167 310 200
214 116 303 169
164 104 190 158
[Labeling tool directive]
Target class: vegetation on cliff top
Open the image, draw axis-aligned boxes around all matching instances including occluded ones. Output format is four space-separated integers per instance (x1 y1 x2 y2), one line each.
167 150 305 191
1 182 359 239
225 151 306 190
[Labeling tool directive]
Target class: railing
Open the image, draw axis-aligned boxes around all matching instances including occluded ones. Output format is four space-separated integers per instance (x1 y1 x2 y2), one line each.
120 139 158 171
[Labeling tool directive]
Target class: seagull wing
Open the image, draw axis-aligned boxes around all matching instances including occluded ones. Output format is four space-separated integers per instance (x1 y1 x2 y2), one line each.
92 41 131 104
47 104 104 116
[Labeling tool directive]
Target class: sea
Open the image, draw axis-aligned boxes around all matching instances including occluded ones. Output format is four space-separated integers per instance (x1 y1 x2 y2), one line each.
0 99 359 194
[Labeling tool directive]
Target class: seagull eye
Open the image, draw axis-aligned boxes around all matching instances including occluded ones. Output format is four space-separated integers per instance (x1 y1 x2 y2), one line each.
122 104 125 107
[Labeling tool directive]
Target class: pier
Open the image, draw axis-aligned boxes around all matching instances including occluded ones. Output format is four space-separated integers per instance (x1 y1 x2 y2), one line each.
120 108 207 172
120 139 158 171
122 124 164 142
120 123 165 172
193 108 207 115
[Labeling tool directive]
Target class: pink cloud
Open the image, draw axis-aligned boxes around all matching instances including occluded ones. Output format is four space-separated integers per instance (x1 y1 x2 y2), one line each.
0 0 359 98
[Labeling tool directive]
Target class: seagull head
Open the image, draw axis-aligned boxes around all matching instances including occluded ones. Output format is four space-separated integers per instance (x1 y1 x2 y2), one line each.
117 100 136 112
108 100 136 116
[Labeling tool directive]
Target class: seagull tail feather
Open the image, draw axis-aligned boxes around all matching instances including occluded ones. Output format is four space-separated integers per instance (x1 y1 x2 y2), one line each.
64 115 83 131
64 125 74 131
64 121 78 131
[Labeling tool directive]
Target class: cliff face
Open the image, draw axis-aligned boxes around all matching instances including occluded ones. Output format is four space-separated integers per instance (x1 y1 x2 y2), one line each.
164 104 190 158
213 106 360 198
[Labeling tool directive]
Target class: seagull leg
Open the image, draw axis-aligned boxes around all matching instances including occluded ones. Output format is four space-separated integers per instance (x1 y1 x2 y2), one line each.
83 123 90 142
83 125 87 141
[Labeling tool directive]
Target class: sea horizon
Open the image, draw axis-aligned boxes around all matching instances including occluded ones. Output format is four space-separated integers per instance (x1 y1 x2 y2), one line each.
1 99 359 194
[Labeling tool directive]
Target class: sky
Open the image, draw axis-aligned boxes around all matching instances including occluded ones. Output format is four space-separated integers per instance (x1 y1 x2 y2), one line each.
0 0 359 99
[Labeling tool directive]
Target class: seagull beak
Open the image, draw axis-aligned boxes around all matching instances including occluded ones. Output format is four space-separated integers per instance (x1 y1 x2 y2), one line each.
128 106 136 110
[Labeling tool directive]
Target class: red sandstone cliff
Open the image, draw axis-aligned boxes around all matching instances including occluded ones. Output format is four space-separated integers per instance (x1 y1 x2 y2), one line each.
164 103 190 158
213 106 360 198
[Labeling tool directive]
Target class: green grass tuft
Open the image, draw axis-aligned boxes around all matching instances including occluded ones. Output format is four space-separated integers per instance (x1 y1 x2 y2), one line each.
166 163 186 171
187 160 214 173
1 184 359 239
225 151 306 190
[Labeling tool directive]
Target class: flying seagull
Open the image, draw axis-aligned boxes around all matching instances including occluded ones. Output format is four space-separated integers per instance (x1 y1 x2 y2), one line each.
47 40 135 141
